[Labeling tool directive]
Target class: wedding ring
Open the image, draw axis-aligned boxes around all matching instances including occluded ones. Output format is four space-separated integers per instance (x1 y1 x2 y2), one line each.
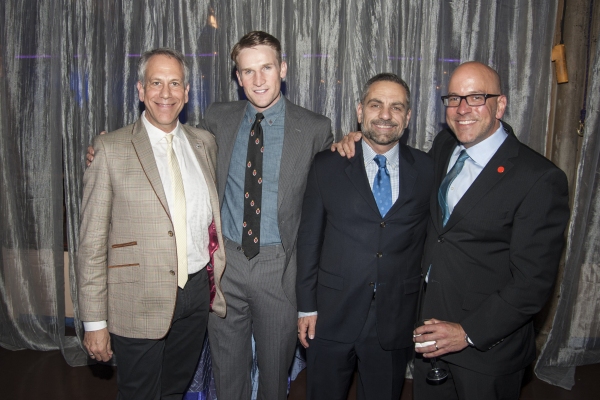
434 342 439 350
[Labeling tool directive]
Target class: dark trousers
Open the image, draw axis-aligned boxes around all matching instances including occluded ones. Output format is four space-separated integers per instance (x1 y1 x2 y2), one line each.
306 300 410 400
413 355 525 400
111 269 210 400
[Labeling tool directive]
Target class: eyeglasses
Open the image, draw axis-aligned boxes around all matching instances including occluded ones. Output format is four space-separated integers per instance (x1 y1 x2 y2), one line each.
441 94 501 107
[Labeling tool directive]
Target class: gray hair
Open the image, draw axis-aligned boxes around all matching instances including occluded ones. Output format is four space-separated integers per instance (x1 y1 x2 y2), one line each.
360 73 411 110
137 48 189 86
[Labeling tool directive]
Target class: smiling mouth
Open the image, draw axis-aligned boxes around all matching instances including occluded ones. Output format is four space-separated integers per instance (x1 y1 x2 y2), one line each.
457 120 476 125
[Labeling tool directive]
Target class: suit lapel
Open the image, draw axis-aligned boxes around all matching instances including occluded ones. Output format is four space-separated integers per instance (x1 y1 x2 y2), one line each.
130 121 171 220
442 127 520 231
346 142 381 216
386 144 418 217
278 98 307 211
216 102 247 204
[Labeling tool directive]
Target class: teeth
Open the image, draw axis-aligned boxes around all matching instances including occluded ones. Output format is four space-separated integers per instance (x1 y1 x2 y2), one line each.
458 120 475 125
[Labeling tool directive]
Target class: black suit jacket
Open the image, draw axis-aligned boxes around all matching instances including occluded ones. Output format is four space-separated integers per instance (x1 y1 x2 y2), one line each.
422 123 569 375
297 140 434 350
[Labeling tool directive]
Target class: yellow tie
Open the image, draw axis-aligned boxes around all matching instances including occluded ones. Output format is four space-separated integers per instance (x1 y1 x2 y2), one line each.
166 134 188 288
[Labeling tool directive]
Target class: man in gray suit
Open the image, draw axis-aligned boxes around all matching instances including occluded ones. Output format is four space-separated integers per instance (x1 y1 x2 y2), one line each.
199 31 332 399
78 48 226 400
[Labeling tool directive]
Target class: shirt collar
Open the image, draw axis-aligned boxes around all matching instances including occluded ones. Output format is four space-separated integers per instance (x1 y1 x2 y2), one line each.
361 139 400 168
244 93 286 126
456 122 508 166
142 111 181 145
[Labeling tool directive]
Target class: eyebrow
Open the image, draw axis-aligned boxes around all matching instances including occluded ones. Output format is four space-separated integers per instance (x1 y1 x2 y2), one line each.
367 98 406 107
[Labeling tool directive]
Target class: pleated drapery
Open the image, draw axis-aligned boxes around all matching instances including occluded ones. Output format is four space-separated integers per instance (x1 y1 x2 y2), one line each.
3 0 581 382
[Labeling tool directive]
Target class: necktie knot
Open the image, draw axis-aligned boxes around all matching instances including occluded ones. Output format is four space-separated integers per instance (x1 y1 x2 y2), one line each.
374 154 387 169
165 133 174 144
255 113 264 124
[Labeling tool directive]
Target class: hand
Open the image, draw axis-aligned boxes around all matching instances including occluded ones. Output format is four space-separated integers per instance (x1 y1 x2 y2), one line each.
83 328 113 362
297 315 317 348
330 131 362 158
413 318 468 358
85 130 106 167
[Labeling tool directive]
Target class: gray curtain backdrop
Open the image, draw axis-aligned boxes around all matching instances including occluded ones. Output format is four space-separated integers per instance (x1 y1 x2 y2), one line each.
535 27 600 390
1 0 574 378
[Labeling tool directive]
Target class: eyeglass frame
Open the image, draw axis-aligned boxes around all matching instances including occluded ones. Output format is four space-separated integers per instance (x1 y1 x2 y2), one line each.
440 93 501 107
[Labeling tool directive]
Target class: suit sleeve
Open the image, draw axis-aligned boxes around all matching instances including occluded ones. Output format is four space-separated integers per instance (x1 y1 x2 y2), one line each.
197 103 216 133
296 157 327 312
77 138 113 322
318 119 334 152
461 167 569 349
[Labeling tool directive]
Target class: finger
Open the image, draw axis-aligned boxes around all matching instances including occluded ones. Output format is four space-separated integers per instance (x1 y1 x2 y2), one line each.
299 329 309 348
330 142 347 156
100 131 107 135
308 322 316 340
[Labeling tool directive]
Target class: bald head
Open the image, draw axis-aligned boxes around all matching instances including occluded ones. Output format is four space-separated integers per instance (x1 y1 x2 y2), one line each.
445 61 507 148
450 61 502 94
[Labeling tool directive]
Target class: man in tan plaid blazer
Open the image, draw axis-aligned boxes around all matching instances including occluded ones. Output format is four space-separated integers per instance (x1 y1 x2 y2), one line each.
77 48 226 400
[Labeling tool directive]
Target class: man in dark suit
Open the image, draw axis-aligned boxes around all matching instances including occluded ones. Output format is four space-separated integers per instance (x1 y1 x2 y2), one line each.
199 31 333 399
296 73 433 399
411 61 570 400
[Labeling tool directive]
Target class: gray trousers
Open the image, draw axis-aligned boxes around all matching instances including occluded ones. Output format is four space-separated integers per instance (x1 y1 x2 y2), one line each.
208 238 297 400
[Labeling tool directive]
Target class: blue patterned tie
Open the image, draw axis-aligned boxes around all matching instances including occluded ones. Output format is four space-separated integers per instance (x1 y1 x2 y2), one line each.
438 149 470 226
373 155 392 217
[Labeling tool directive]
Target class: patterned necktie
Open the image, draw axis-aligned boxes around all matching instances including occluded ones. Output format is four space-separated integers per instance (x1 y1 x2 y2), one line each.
242 113 265 260
165 134 188 288
373 155 392 217
438 149 470 226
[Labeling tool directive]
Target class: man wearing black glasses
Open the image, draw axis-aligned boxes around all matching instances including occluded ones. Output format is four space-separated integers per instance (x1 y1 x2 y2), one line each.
335 61 570 400
411 61 569 399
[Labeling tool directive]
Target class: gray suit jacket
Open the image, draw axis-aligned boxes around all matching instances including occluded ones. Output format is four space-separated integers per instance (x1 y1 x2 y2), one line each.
199 97 333 306
77 120 226 339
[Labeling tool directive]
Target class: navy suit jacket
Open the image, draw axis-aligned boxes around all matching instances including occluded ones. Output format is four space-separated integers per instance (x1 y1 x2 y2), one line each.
422 123 570 375
297 140 434 350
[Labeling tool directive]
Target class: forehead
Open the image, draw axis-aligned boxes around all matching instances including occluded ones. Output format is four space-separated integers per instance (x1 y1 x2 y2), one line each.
448 66 496 94
236 45 279 69
145 54 184 79
364 81 408 103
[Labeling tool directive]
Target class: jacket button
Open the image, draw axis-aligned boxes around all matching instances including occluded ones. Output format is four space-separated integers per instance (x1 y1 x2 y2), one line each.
168 231 174 237
169 270 176 276
380 222 386 227
437 236 444 243
376 252 383 258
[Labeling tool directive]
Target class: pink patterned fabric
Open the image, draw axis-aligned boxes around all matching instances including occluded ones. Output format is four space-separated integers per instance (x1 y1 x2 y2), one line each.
207 220 219 310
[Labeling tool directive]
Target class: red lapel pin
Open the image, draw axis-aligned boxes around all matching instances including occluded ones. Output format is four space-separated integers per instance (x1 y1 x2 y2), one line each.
497 166 505 173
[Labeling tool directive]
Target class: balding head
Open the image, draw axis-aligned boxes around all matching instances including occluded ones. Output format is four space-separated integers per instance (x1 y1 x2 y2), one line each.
444 62 507 148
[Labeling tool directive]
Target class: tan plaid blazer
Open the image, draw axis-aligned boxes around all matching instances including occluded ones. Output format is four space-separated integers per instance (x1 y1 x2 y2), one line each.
77 120 226 339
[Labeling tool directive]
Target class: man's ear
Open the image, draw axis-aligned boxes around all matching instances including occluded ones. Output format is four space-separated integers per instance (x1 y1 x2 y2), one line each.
357 103 363 124
137 81 145 102
495 95 507 120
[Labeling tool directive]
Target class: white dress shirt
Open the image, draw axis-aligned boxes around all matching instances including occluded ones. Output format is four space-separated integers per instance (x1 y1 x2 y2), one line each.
84 113 212 332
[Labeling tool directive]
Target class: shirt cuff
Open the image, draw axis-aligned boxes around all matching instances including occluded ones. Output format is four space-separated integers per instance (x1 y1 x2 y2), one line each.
465 333 474 346
298 311 318 318
83 321 107 332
